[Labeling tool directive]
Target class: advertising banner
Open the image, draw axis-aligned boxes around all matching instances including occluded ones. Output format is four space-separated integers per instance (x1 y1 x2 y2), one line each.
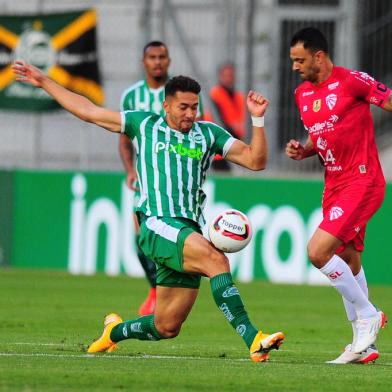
7 170 392 284
0 9 103 111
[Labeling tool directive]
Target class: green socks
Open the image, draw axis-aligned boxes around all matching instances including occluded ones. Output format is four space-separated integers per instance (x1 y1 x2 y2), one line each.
210 272 258 348
110 273 258 349
110 315 162 342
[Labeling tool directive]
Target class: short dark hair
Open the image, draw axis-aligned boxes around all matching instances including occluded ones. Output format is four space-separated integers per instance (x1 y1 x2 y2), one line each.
165 76 201 97
290 27 329 54
143 40 168 55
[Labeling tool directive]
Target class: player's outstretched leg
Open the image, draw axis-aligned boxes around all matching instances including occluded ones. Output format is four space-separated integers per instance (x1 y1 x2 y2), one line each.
210 272 285 362
87 313 163 353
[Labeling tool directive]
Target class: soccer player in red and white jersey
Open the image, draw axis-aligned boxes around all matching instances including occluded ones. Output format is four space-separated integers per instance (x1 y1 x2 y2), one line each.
286 27 392 364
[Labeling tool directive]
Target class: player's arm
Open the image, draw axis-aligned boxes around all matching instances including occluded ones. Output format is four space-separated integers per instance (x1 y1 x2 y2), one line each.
225 91 268 171
285 135 316 160
12 60 121 132
119 134 138 190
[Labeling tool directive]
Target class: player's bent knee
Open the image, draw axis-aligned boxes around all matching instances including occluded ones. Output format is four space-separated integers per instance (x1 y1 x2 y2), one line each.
155 323 182 339
307 245 332 268
205 248 230 275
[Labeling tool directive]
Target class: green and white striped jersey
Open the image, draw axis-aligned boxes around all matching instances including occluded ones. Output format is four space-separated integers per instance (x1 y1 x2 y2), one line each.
120 79 204 117
121 111 236 225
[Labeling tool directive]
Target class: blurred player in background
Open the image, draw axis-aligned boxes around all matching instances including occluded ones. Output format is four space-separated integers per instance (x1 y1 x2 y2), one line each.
209 63 246 171
286 27 392 364
119 41 203 315
13 61 285 362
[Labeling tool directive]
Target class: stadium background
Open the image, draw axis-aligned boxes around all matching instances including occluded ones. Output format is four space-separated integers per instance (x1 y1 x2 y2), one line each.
0 0 391 283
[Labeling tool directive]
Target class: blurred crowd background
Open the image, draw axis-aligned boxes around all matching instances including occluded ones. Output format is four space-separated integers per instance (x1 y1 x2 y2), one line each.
1 0 391 178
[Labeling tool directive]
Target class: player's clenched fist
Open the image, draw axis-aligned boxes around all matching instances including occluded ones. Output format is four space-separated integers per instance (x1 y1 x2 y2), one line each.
246 90 269 117
285 139 305 160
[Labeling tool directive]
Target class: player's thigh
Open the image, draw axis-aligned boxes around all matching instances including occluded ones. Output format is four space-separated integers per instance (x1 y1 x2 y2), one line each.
182 232 230 277
154 286 199 330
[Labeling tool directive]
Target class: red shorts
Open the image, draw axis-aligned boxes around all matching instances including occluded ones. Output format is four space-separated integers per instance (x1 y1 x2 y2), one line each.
319 182 385 253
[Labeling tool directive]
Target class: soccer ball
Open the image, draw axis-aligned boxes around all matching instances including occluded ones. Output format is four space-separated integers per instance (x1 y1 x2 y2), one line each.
208 209 252 253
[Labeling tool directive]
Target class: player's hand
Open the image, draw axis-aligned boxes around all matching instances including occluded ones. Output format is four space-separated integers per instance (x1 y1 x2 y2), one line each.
285 139 305 160
126 169 139 191
12 60 45 88
246 90 269 117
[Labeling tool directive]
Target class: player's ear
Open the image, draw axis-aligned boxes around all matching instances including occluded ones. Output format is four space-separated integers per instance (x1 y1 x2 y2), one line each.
163 99 169 113
315 50 324 64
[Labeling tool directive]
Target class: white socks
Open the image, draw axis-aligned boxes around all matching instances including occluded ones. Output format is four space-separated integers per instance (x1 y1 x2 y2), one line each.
320 255 377 319
343 267 369 322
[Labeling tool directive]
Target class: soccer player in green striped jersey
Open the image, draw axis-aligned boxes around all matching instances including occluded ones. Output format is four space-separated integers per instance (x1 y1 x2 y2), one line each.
13 61 285 362
118 41 204 316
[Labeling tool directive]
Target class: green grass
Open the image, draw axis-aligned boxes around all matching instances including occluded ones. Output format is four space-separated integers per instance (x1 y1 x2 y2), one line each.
0 268 391 391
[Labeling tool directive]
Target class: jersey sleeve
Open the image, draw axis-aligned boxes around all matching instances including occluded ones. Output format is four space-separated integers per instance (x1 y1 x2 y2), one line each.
120 90 133 111
347 70 391 108
208 122 237 157
120 110 150 139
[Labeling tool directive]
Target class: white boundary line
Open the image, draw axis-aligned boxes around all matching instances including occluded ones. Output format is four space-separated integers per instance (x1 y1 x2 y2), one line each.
1 352 392 366
5 342 392 356
0 352 248 362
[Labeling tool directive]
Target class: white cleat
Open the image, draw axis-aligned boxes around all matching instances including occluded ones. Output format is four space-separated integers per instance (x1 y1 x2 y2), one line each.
326 345 361 364
356 345 379 364
326 344 379 364
353 311 386 354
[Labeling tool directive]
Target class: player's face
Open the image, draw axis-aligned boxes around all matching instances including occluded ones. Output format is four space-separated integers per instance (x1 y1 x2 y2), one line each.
164 92 199 132
143 46 171 82
290 44 320 83
219 65 235 89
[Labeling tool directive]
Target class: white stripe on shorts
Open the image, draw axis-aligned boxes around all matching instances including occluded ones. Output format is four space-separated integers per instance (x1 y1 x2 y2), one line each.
145 216 179 243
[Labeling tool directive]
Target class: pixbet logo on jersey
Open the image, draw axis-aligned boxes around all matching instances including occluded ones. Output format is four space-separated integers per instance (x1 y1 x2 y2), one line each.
155 141 203 160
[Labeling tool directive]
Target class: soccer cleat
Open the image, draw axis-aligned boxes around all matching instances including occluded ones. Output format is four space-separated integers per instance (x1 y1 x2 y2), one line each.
326 344 379 364
326 345 361 364
353 311 386 354
356 344 379 364
138 287 156 316
87 313 122 353
250 331 285 363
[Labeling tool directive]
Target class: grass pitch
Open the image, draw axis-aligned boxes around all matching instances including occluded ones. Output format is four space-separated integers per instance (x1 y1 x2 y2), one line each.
0 268 391 391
